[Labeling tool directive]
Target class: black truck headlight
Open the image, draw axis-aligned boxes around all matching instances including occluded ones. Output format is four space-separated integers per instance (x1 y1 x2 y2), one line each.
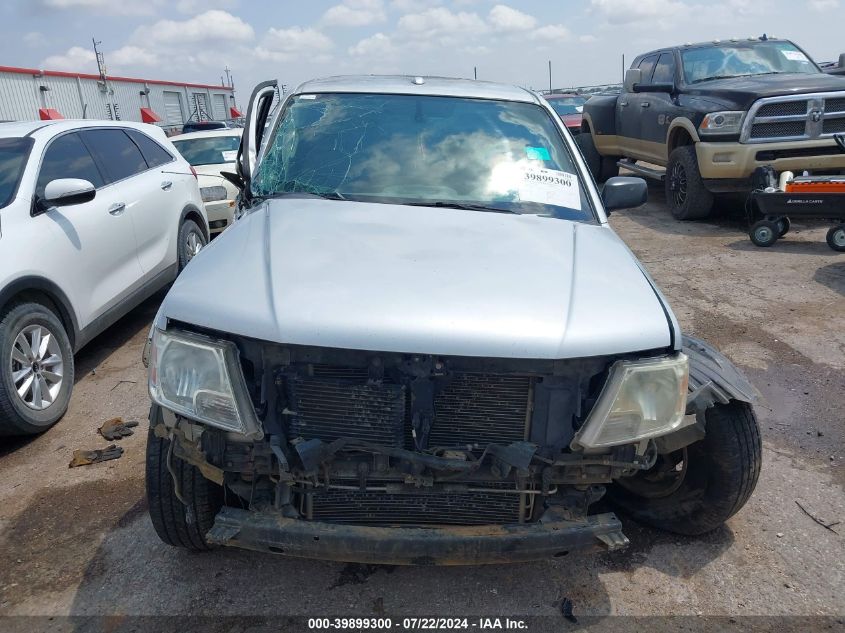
699 111 744 136
573 354 688 450
148 328 262 438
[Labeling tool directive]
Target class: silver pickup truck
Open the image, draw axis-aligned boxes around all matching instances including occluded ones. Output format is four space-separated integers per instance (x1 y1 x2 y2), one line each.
142 75 760 565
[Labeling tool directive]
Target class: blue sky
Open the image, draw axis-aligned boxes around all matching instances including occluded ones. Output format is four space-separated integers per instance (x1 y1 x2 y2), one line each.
1 0 842 98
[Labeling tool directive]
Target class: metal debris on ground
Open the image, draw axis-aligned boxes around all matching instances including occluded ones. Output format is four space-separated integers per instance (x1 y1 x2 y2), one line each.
795 501 840 534
68 445 124 468
98 418 139 441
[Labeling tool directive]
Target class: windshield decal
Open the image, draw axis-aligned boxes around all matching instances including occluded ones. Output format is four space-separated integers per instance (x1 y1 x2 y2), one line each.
525 146 551 161
781 50 809 63
222 150 238 162
519 168 580 210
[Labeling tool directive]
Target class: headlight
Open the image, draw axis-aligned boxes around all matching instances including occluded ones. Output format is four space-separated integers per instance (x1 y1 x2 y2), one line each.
200 185 229 202
699 111 745 136
572 354 688 450
148 328 262 438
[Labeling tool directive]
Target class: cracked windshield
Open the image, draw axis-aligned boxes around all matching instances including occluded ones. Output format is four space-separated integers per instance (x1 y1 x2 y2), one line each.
252 93 593 221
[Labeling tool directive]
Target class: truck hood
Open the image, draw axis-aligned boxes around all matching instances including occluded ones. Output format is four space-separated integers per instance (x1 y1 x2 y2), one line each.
685 72 845 109
161 199 673 359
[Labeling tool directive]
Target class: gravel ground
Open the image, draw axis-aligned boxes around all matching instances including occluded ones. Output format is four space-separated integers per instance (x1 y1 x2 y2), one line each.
0 191 843 628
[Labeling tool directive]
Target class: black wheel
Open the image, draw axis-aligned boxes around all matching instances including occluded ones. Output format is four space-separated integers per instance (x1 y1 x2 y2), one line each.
0 302 74 436
575 132 602 180
777 217 791 238
750 220 780 247
826 225 845 252
178 219 207 271
665 146 714 220
607 401 761 535
146 406 223 551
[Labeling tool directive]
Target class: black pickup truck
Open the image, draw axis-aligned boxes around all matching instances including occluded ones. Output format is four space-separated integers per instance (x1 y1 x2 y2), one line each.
577 37 845 220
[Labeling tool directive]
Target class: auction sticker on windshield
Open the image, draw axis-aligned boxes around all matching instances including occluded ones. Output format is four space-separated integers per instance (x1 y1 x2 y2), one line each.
519 167 580 210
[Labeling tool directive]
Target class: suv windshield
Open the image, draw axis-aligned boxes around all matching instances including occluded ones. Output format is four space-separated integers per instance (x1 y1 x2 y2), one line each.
173 135 240 166
682 41 819 84
253 93 593 221
0 137 33 209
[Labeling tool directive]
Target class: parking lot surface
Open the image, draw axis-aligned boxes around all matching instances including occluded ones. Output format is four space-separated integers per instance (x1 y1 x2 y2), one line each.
0 192 843 623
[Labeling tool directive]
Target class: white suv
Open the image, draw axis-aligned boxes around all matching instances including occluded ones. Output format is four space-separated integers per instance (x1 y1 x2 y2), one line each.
0 120 208 435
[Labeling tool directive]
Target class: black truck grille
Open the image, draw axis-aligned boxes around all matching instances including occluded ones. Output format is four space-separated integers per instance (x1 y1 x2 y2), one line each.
287 370 532 450
309 482 523 526
750 121 806 139
756 101 808 117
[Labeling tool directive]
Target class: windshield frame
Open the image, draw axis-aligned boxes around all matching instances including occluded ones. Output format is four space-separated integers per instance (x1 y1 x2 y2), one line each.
0 137 35 210
680 40 821 86
253 91 600 224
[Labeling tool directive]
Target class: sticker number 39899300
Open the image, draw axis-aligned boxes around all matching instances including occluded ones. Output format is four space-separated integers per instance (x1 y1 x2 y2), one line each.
519 167 581 210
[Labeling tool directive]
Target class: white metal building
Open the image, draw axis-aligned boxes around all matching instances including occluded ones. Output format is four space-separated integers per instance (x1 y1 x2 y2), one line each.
0 65 239 131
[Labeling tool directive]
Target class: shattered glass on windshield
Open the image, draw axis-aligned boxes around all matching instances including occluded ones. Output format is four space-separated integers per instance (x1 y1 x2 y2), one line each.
252 93 593 220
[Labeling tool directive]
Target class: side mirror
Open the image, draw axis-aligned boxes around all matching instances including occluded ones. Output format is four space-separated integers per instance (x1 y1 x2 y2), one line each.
624 68 642 93
238 80 279 192
42 178 96 209
601 176 648 214
632 82 674 93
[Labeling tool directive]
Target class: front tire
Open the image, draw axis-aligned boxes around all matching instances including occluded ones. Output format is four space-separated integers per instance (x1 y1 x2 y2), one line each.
826 225 845 252
750 220 780 247
0 302 74 436
665 145 714 220
145 408 223 551
607 401 761 536
178 219 207 272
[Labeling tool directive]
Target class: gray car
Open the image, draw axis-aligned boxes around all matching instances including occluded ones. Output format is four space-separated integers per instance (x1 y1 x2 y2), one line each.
142 75 761 565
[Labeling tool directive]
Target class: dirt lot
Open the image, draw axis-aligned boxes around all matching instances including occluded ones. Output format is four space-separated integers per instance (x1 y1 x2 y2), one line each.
0 190 843 627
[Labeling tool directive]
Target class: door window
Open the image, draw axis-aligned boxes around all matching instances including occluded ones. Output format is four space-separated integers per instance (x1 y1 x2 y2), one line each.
638 55 659 83
652 53 677 85
126 129 174 168
80 129 148 184
36 133 104 198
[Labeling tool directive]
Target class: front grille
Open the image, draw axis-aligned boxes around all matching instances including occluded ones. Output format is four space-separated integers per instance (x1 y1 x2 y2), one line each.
309 481 523 526
823 118 845 134
429 374 531 448
826 98 845 113
288 378 406 446
750 121 806 139
757 101 807 117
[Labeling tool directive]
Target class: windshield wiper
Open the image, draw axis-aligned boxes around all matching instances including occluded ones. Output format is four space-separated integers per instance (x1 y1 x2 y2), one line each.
255 190 347 202
404 201 520 214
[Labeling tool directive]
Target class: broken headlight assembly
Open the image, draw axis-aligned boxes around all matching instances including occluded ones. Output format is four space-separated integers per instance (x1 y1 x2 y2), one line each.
572 354 689 450
148 328 262 438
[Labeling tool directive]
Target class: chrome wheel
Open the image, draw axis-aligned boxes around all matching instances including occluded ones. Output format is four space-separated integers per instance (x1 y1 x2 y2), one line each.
669 161 687 207
185 231 203 262
10 324 64 410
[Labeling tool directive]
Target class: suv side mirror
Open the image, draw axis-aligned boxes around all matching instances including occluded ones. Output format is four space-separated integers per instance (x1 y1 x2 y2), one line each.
602 177 648 214
42 178 96 208
624 68 642 93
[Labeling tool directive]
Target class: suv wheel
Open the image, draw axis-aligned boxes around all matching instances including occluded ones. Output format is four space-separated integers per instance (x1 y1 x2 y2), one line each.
665 146 714 220
607 401 761 535
0 302 74 436
178 219 207 271
146 406 223 551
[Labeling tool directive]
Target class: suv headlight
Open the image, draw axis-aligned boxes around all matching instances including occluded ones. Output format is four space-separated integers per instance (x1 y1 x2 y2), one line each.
573 354 688 450
148 328 262 438
699 111 744 136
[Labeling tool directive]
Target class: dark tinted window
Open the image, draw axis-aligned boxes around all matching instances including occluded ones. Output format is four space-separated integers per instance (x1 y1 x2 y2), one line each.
173 134 240 166
638 55 659 82
0 137 34 208
36 133 103 198
80 129 147 183
652 53 676 84
126 129 173 168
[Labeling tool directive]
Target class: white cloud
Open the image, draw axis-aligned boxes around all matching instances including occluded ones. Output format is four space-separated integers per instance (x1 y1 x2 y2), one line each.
398 7 488 38
133 10 254 46
256 26 334 62
809 0 839 9
589 0 685 25
390 0 442 10
41 46 96 71
579 34 598 43
40 0 159 15
110 45 160 67
488 5 537 32
323 0 386 26
349 32 393 56
534 24 571 41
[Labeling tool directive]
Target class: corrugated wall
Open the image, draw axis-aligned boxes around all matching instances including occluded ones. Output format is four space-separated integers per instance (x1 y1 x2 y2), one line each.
0 70 234 124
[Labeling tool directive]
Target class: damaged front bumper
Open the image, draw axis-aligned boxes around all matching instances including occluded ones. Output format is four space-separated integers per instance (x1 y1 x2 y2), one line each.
206 505 629 565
